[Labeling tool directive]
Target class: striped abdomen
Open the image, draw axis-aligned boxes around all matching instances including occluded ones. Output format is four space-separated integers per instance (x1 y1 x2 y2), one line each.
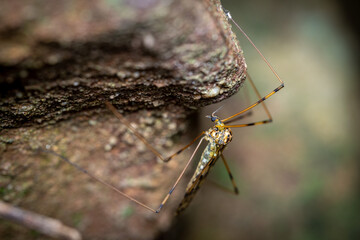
176 141 225 215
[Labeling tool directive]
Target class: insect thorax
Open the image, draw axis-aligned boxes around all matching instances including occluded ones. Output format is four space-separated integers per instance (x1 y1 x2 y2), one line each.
205 122 232 146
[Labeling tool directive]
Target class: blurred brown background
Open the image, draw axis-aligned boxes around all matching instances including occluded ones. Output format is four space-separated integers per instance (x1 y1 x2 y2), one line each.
162 0 360 239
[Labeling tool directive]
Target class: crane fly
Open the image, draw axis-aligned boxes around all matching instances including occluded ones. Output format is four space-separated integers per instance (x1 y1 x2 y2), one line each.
40 7 284 215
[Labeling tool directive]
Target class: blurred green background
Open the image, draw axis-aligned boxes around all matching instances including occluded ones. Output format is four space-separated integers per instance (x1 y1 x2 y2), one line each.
162 0 359 239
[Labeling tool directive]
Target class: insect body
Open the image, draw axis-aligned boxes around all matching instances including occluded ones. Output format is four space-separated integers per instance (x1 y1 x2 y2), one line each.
176 117 232 214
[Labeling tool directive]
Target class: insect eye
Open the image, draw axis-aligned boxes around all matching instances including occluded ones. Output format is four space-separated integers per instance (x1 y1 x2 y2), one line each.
211 116 216 122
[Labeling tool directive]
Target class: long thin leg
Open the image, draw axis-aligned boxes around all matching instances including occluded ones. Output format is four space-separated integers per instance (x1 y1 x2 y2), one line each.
155 137 205 212
37 137 205 213
105 101 204 162
224 111 252 124
247 73 273 121
163 131 205 162
38 148 156 212
220 9 284 123
223 8 284 85
223 73 274 128
220 153 239 194
224 83 253 124
221 80 283 123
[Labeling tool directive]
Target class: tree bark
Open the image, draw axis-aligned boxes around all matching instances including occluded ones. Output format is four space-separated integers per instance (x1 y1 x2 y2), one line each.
0 0 246 239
